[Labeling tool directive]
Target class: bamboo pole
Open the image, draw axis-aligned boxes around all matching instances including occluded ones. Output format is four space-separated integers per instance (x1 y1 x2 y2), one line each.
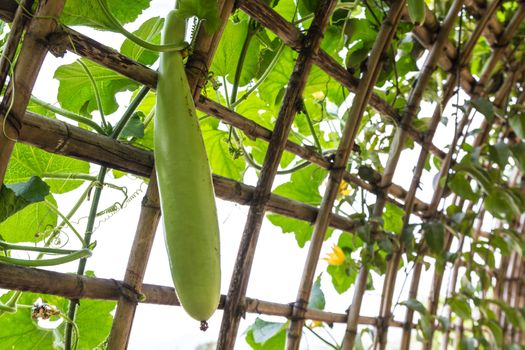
106 175 161 349
217 2 337 348
0 261 415 328
0 0 66 183
0 0 34 93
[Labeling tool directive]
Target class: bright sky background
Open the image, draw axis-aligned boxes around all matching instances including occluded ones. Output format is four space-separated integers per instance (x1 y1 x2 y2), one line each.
3 0 494 349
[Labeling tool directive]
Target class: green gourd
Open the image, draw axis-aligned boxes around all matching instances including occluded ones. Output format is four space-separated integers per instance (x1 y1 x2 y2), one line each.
154 9 221 326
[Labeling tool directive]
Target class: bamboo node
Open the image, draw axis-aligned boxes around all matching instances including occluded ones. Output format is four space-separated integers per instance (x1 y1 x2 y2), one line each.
111 279 141 303
46 31 69 58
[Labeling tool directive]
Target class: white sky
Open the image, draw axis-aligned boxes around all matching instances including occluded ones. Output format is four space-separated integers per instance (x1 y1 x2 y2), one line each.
3 0 499 349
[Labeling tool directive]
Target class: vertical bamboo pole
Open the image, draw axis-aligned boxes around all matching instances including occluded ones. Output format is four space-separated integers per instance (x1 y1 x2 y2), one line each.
106 1 236 348
0 0 66 183
0 0 34 92
217 1 337 348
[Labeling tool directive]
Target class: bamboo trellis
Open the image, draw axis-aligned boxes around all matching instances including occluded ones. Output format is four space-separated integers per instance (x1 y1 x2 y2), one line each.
0 0 525 349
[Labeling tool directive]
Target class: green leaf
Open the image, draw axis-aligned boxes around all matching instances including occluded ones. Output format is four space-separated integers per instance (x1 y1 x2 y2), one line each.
454 162 493 194
306 65 346 105
119 112 145 139
54 59 138 116
509 112 525 139
273 165 327 206
382 202 404 234
489 143 510 169
400 299 432 340
120 17 164 65
5 143 90 194
267 214 332 248
0 176 50 222
258 47 295 105
245 318 287 350
201 120 245 181
308 275 325 310
422 221 445 255
485 190 515 221
400 298 429 315
61 0 150 30
267 214 312 247
298 0 320 13
483 319 503 346
510 143 525 172
0 293 57 349
177 0 220 33
459 338 476 350
448 174 478 201
272 0 298 22
471 98 494 121
211 19 261 87
448 296 471 320
0 291 116 350
70 298 116 350
327 263 356 294
0 194 57 243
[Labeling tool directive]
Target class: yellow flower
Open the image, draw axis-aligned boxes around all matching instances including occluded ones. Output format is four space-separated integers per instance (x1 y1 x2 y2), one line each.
323 244 345 266
337 180 351 197
307 320 323 328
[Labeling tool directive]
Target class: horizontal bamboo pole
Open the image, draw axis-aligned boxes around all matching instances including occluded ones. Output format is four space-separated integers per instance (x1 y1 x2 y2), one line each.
19 107 430 228
18 112 360 234
0 261 409 328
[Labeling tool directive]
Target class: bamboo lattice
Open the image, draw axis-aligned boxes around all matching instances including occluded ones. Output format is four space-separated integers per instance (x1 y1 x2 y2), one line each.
0 0 525 348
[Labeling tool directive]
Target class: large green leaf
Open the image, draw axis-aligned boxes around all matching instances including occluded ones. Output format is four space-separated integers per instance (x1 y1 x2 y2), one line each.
54 59 138 116
258 47 296 105
0 176 50 222
67 298 116 350
0 194 57 243
177 0 220 33
267 214 333 248
0 290 115 350
201 119 245 181
120 17 164 65
211 19 261 87
245 318 287 350
0 293 57 349
273 165 326 206
61 0 150 30
5 143 89 194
